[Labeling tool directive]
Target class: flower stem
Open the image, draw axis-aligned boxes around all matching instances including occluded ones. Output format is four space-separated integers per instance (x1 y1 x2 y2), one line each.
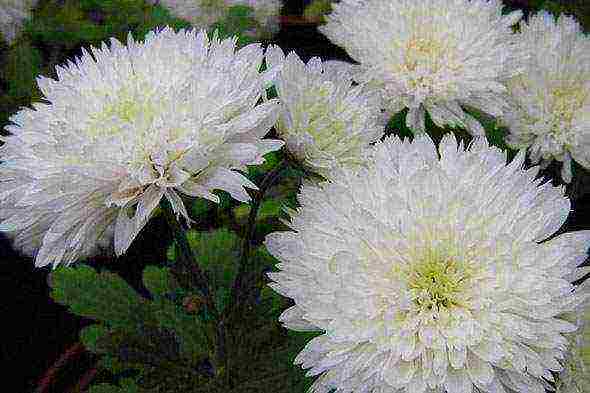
162 199 217 316
229 159 288 311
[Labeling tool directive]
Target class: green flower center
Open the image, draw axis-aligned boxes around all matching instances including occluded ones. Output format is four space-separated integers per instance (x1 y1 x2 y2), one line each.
406 257 472 311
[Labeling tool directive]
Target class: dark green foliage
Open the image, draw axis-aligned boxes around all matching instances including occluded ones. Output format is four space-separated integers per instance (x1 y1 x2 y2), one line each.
210 5 257 46
167 229 241 312
88 378 139 393
51 265 148 329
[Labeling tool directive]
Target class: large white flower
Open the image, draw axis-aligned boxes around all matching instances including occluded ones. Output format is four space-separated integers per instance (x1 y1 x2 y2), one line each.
0 27 282 267
265 134 590 393
0 0 38 44
319 0 526 135
265 46 385 178
503 12 590 184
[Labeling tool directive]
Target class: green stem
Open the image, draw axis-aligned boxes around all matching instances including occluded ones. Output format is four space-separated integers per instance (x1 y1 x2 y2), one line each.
229 159 287 310
162 200 212 305
162 199 225 375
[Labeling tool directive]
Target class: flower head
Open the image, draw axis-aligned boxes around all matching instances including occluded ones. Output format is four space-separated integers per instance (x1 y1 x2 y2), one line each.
0 0 38 44
265 134 590 393
503 12 590 183
0 27 282 267
319 0 525 135
265 46 385 178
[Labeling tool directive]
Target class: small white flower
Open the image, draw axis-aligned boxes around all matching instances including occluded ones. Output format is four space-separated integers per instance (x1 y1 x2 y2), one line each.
0 0 38 44
265 46 385 178
503 11 590 183
319 0 526 136
0 27 282 267
265 134 590 393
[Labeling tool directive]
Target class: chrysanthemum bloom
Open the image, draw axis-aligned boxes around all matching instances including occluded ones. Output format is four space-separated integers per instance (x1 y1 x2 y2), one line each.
0 0 38 44
319 0 526 135
265 46 385 178
265 134 590 393
0 27 282 267
502 12 590 183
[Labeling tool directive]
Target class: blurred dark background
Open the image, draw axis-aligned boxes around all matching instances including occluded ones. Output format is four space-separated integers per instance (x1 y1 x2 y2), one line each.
0 0 589 392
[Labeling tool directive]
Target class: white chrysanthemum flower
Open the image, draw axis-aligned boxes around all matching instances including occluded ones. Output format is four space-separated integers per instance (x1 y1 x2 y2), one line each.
0 0 38 44
503 12 590 184
0 27 282 267
265 46 385 178
319 0 526 135
265 134 590 393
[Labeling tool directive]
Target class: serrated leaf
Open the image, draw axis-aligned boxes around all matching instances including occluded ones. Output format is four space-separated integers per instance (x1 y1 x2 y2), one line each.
50 265 146 328
142 266 172 299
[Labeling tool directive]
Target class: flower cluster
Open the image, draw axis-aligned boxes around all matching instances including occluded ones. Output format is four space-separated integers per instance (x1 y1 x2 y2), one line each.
0 0 38 44
1 0 590 392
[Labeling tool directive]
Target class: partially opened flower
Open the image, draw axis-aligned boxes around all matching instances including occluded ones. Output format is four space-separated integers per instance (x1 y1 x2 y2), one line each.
503 12 590 183
319 0 526 135
265 46 385 178
266 134 590 393
0 0 38 44
0 27 282 267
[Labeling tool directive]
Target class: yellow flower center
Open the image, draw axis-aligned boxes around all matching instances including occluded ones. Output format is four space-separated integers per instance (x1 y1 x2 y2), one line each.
550 85 588 128
406 256 473 311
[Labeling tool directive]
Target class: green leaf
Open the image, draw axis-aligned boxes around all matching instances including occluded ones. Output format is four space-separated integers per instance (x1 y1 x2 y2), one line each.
80 324 110 353
149 298 209 362
4 41 42 99
142 266 172 299
191 197 215 219
88 378 139 393
50 265 146 328
167 229 241 312
303 0 332 20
